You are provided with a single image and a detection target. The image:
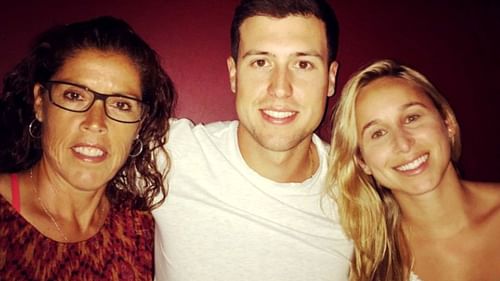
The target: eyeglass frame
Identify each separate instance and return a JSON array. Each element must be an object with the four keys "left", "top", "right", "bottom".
[{"left": 41, "top": 80, "right": 148, "bottom": 124}]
